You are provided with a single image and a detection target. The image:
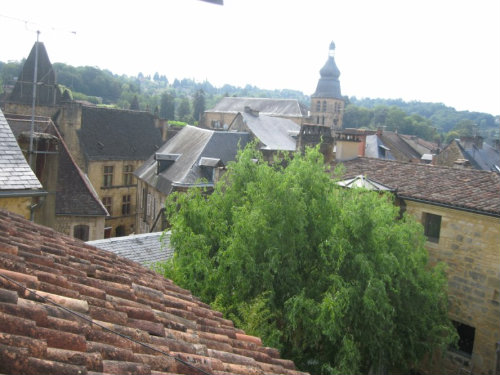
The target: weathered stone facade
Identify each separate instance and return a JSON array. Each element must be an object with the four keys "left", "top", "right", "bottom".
[
  {"left": 308, "top": 97, "right": 344, "bottom": 130},
  {"left": 53, "top": 214, "right": 105, "bottom": 241},
  {"left": 405, "top": 201, "right": 500, "bottom": 374},
  {"left": 135, "top": 179, "right": 170, "bottom": 235},
  {"left": 87, "top": 160, "right": 142, "bottom": 237}
]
